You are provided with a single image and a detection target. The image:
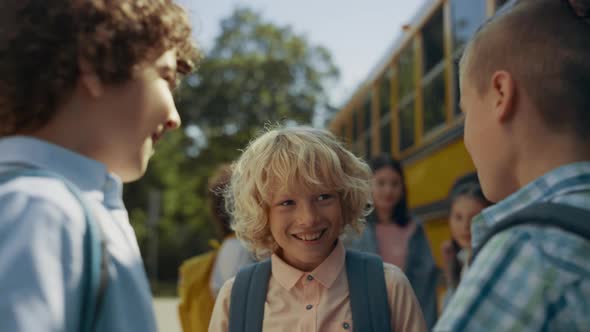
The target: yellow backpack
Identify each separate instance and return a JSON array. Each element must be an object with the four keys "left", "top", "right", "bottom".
[{"left": 178, "top": 240, "right": 220, "bottom": 332}]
